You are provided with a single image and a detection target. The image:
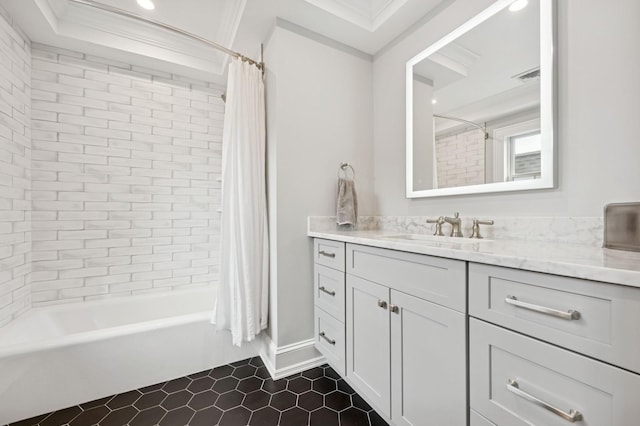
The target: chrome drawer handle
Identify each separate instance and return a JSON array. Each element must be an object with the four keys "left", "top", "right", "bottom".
[
  {"left": 318, "top": 250, "right": 336, "bottom": 258},
  {"left": 390, "top": 304, "right": 400, "bottom": 314},
  {"left": 505, "top": 295, "right": 581, "bottom": 320},
  {"left": 319, "top": 286, "right": 336, "bottom": 297},
  {"left": 319, "top": 332, "right": 336, "bottom": 345},
  {"left": 507, "top": 379, "right": 583, "bottom": 423},
  {"left": 378, "top": 300, "right": 388, "bottom": 309}
]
